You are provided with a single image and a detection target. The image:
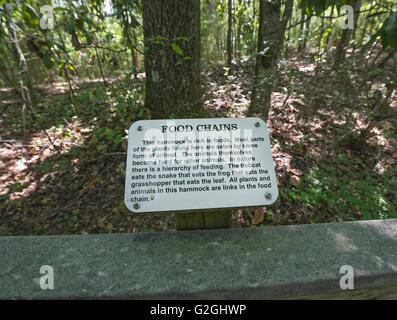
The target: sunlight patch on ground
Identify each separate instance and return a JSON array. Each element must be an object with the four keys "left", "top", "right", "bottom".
[{"left": 0, "top": 120, "right": 90, "bottom": 200}]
